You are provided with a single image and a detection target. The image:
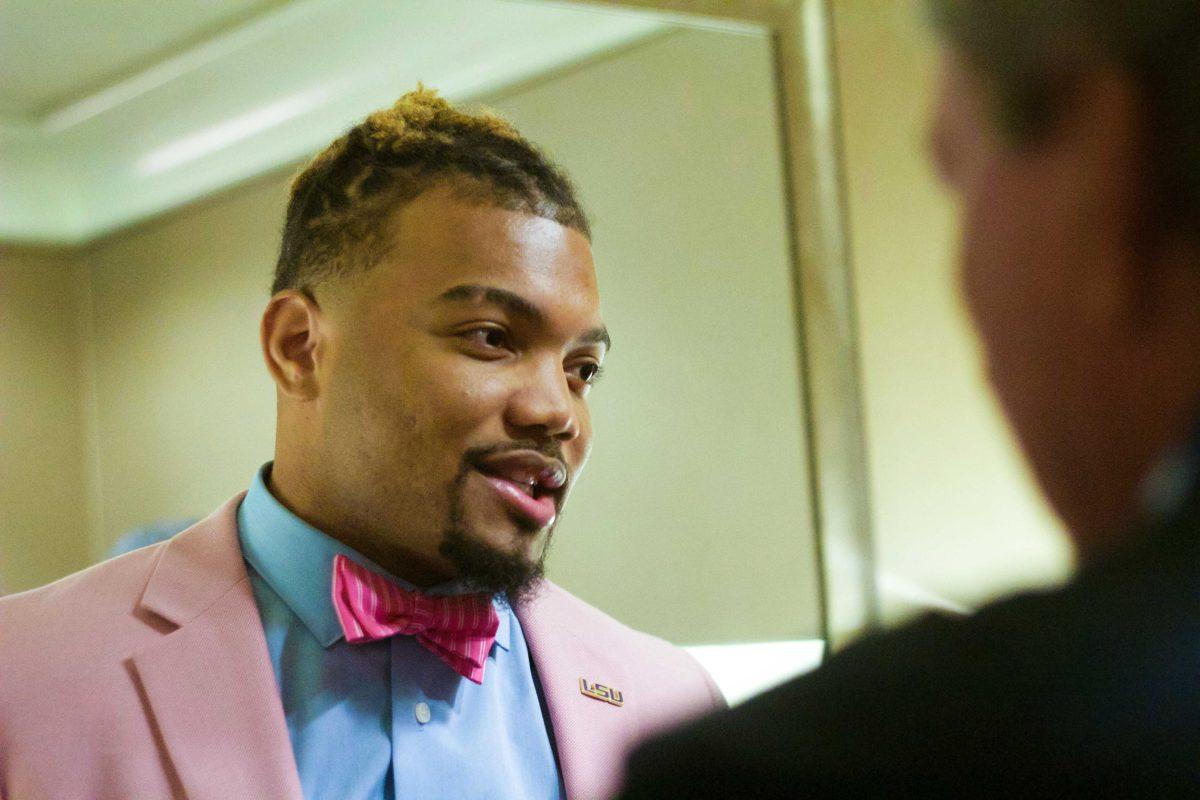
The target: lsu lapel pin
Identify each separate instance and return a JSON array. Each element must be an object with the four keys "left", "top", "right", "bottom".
[{"left": 579, "top": 677, "right": 624, "bottom": 707}]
